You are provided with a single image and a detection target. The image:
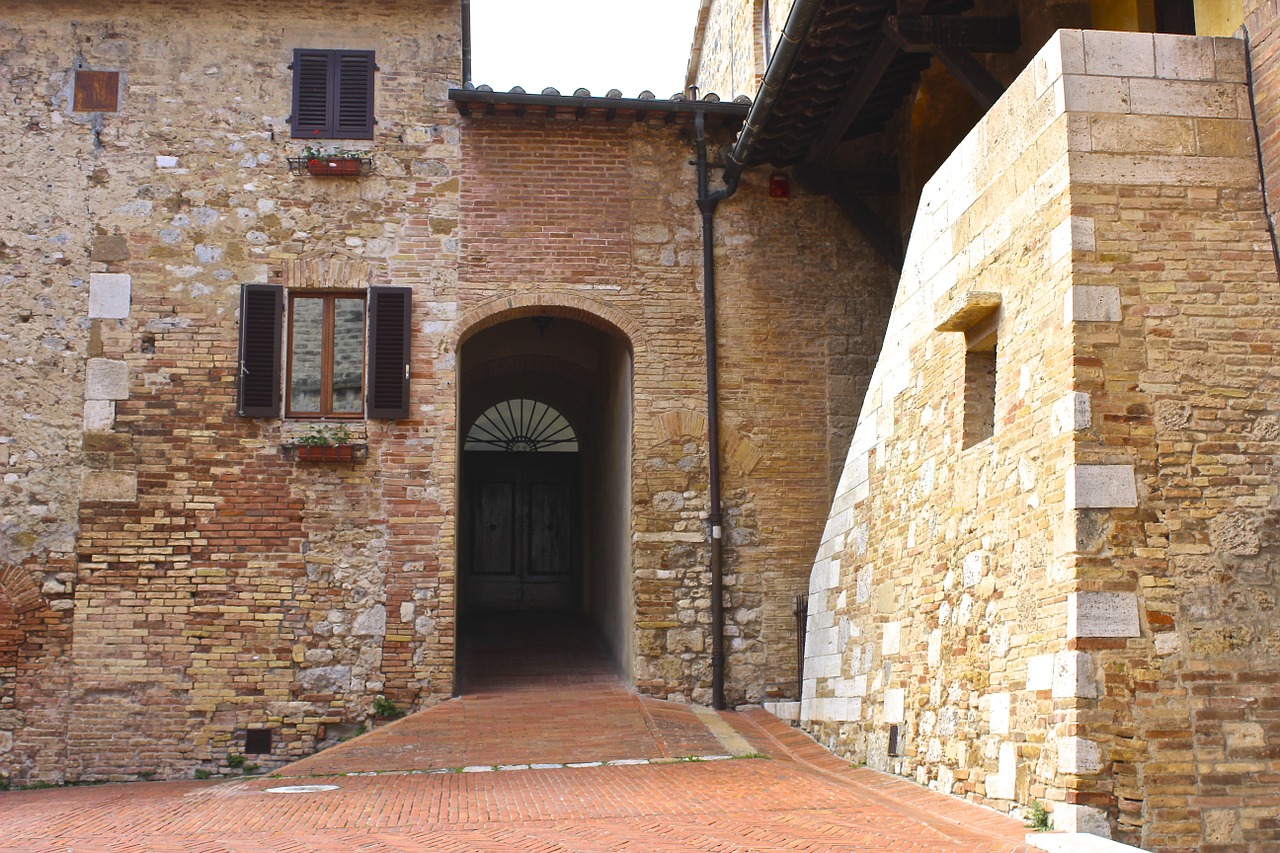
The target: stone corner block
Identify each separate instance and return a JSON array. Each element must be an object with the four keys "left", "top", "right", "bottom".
[
  {"left": 85, "top": 359, "right": 130, "bottom": 401},
  {"left": 1068, "top": 592, "right": 1141, "bottom": 640},
  {"left": 882, "top": 688, "right": 905, "bottom": 724},
  {"left": 1026, "top": 653, "right": 1055, "bottom": 691},
  {"left": 1052, "top": 392, "right": 1092, "bottom": 434},
  {"left": 1052, "top": 650, "right": 1102, "bottom": 698},
  {"left": 83, "top": 400, "right": 116, "bottom": 432},
  {"left": 88, "top": 273, "right": 132, "bottom": 319},
  {"left": 881, "top": 621, "right": 902, "bottom": 656},
  {"left": 989, "top": 692, "right": 1011, "bottom": 735},
  {"left": 1051, "top": 216, "right": 1096, "bottom": 261},
  {"left": 1057, "top": 736, "right": 1103, "bottom": 775},
  {"left": 1066, "top": 464, "right": 1137, "bottom": 510},
  {"left": 81, "top": 470, "right": 137, "bottom": 503},
  {"left": 1082, "top": 29, "right": 1154, "bottom": 78},
  {"left": 1064, "top": 285, "right": 1122, "bottom": 323},
  {"left": 1051, "top": 803, "right": 1114, "bottom": 838}
]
